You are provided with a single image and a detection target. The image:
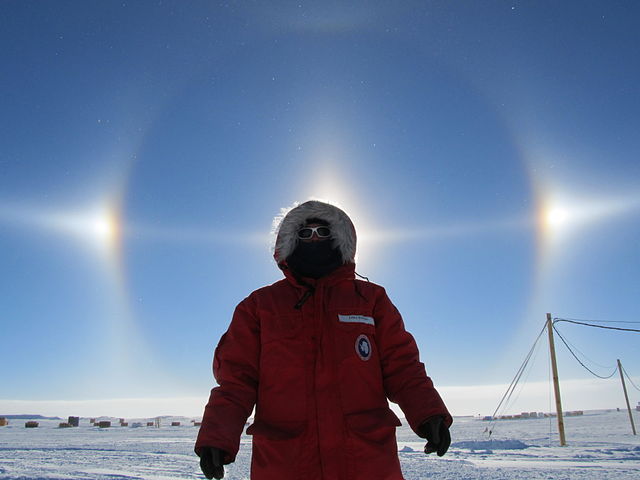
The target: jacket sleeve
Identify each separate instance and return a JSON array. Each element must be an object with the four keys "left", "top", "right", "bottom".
[
  {"left": 373, "top": 288, "right": 453, "bottom": 433},
  {"left": 195, "top": 297, "right": 260, "bottom": 463}
]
